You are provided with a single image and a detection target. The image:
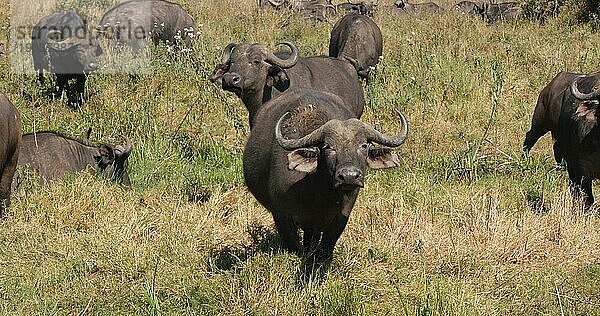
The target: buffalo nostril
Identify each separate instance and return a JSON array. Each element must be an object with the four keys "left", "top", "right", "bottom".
[
  {"left": 337, "top": 168, "right": 362, "bottom": 184},
  {"left": 232, "top": 75, "right": 241, "bottom": 84}
]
